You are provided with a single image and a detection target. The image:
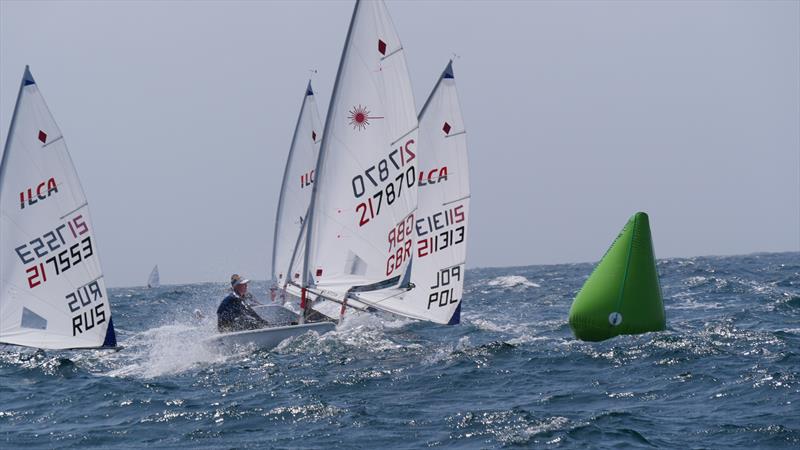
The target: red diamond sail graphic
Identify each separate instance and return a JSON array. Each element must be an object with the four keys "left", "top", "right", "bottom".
[
  {"left": 38, "top": 130, "right": 47, "bottom": 143},
  {"left": 378, "top": 39, "right": 387, "bottom": 55},
  {"left": 442, "top": 122, "right": 451, "bottom": 135}
]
